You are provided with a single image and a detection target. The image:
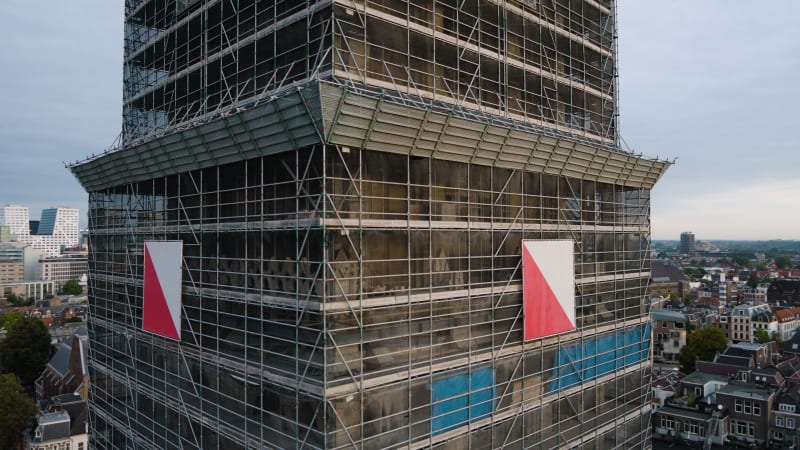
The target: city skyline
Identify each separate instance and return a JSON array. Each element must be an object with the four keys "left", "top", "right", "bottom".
[{"left": 1, "top": 1, "right": 799, "bottom": 240}]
